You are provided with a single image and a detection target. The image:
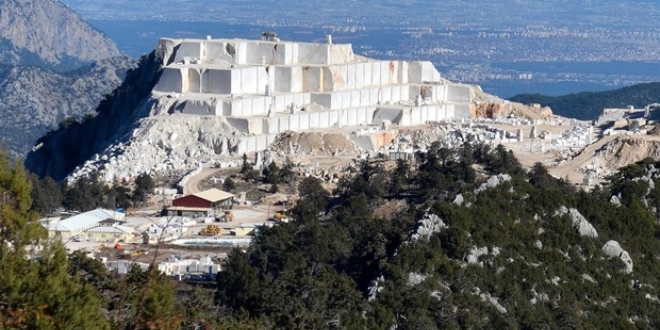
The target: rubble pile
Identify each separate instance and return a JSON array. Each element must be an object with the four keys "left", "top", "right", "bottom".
[
  {"left": 381, "top": 117, "right": 593, "bottom": 157},
  {"left": 68, "top": 113, "right": 242, "bottom": 183},
  {"left": 268, "top": 131, "right": 358, "bottom": 156},
  {"left": 578, "top": 136, "right": 660, "bottom": 182}
]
